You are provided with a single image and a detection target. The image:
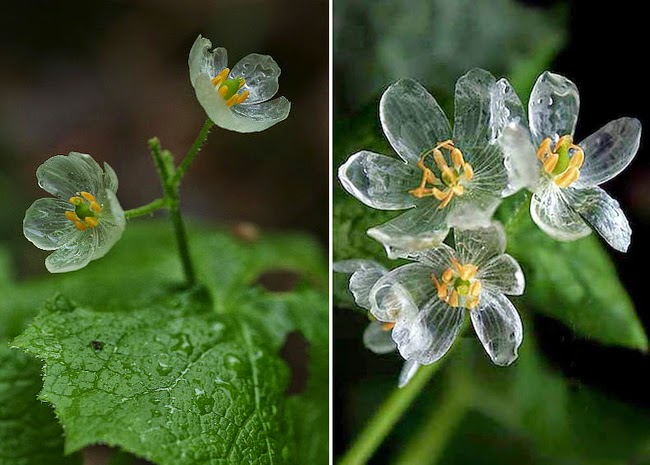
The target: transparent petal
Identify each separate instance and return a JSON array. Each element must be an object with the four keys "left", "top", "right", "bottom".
[
  {"left": 338, "top": 151, "right": 420, "bottom": 210},
  {"left": 453, "top": 223, "right": 506, "bottom": 267},
  {"left": 194, "top": 73, "right": 290, "bottom": 133},
  {"left": 575, "top": 117, "right": 642, "bottom": 188},
  {"left": 230, "top": 53, "right": 280, "bottom": 104},
  {"left": 380, "top": 78, "right": 452, "bottom": 164},
  {"left": 528, "top": 71, "right": 580, "bottom": 145},
  {"left": 369, "top": 263, "right": 435, "bottom": 322},
  {"left": 89, "top": 190, "right": 126, "bottom": 261},
  {"left": 398, "top": 360, "right": 420, "bottom": 388},
  {"left": 447, "top": 180, "right": 503, "bottom": 230},
  {"left": 498, "top": 122, "right": 540, "bottom": 195},
  {"left": 23, "top": 198, "right": 78, "bottom": 250},
  {"left": 410, "top": 243, "right": 455, "bottom": 275},
  {"left": 363, "top": 321, "right": 397, "bottom": 354},
  {"left": 478, "top": 254, "right": 525, "bottom": 295},
  {"left": 453, "top": 68, "right": 497, "bottom": 150},
  {"left": 231, "top": 97, "right": 291, "bottom": 132},
  {"left": 367, "top": 203, "right": 450, "bottom": 259},
  {"left": 45, "top": 229, "right": 97, "bottom": 273},
  {"left": 489, "top": 78, "right": 527, "bottom": 141},
  {"left": 530, "top": 181, "right": 590, "bottom": 241},
  {"left": 44, "top": 189, "right": 126, "bottom": 273},
  {"left": 103, "top": 162, "right": 119, "bottom": 193},
  {"left": 333, "top": 259, "right": 388, "bottom": 310},
  {"left": 565, "top": 186, "right": 631, "bottom": 252},
  {"left": 406, "top": 297, "right": 465, "bottom": 365},
  {"left": 188, "top": 35, "right": 228, "bottom": 86},
  {"left": 471, "top": 291, "right": 523, "bottom": 366},
  {"left": 37, "top": 152, "right": 106, "bottom": 199}
]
